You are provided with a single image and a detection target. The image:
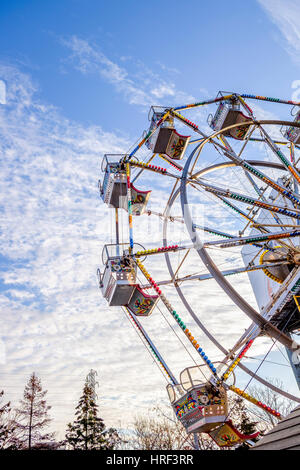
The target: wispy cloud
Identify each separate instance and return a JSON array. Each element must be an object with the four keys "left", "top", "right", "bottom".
[
  {"left": 61, "top": 36, "right": 195, "bottom": 107},
  {"left": 258, "top": 0, "right": 300, "bottom": 63}
]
